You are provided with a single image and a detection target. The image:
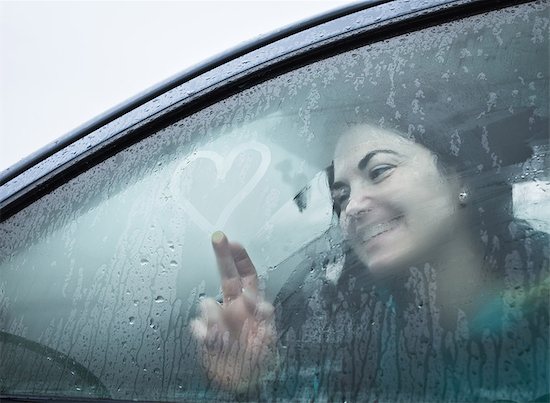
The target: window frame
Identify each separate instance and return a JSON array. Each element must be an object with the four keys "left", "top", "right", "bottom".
[{"left": 0, "top": 0, "right": 532, "bottom": 221}]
